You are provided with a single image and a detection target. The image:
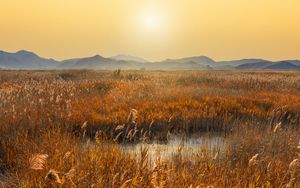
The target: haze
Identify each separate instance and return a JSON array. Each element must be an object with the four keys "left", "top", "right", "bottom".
[{"left": 1, "top": 0, "right": 300, "bottom": 61}]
